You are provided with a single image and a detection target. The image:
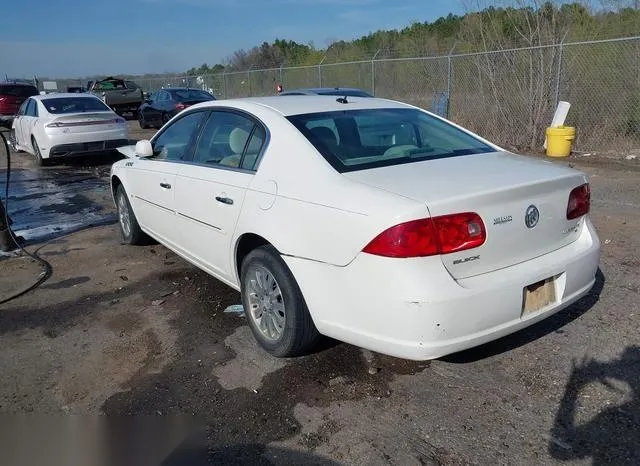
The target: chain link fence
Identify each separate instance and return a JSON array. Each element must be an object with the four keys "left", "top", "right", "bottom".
[{"left": 59, "top": 36, "right": 639, "bottom": 152}]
